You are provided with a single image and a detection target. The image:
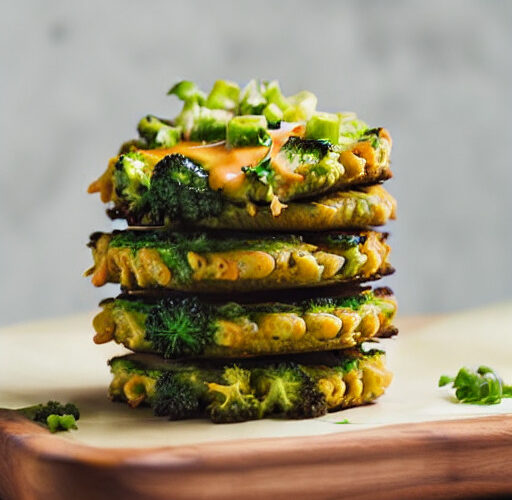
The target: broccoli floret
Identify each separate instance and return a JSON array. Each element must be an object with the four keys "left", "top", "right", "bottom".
[
  {"left": 323, "top": 233, "right": 363, "bottom": 250},
  {"left": 304, "top": 292, "right": 371, "bottom": 314},
  {"left": 253, "top": 363, "right": 327, "bottom": 419},
  {"left": 275, "top": 136, "right": 343, "bottom": 188},
  {"left": 137, "top": 115, "right": 181, "bottom": 148},
  {"left": 151, "top": 371, "right": 202, "bottom": 419},
  {"left": 207, "top": 366, "right": 261, "bottom": 423},
  {"left": 114, "top": 152, "right": 151, "bottom": 209},
  {"left": 13, "top": 401, "right": 80, "bottom": 433},
  {"left": 46, "top": 414, "right": 78, "bottom": 432},
  {"left": 145, "top": 296, "right": 216, "bottom": 358},
  {"left": 280, "top": 136, "right": 331, "bottom": 163},
  {"left": 144, "top": 153, "right": 224, "bottom": 224}
]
